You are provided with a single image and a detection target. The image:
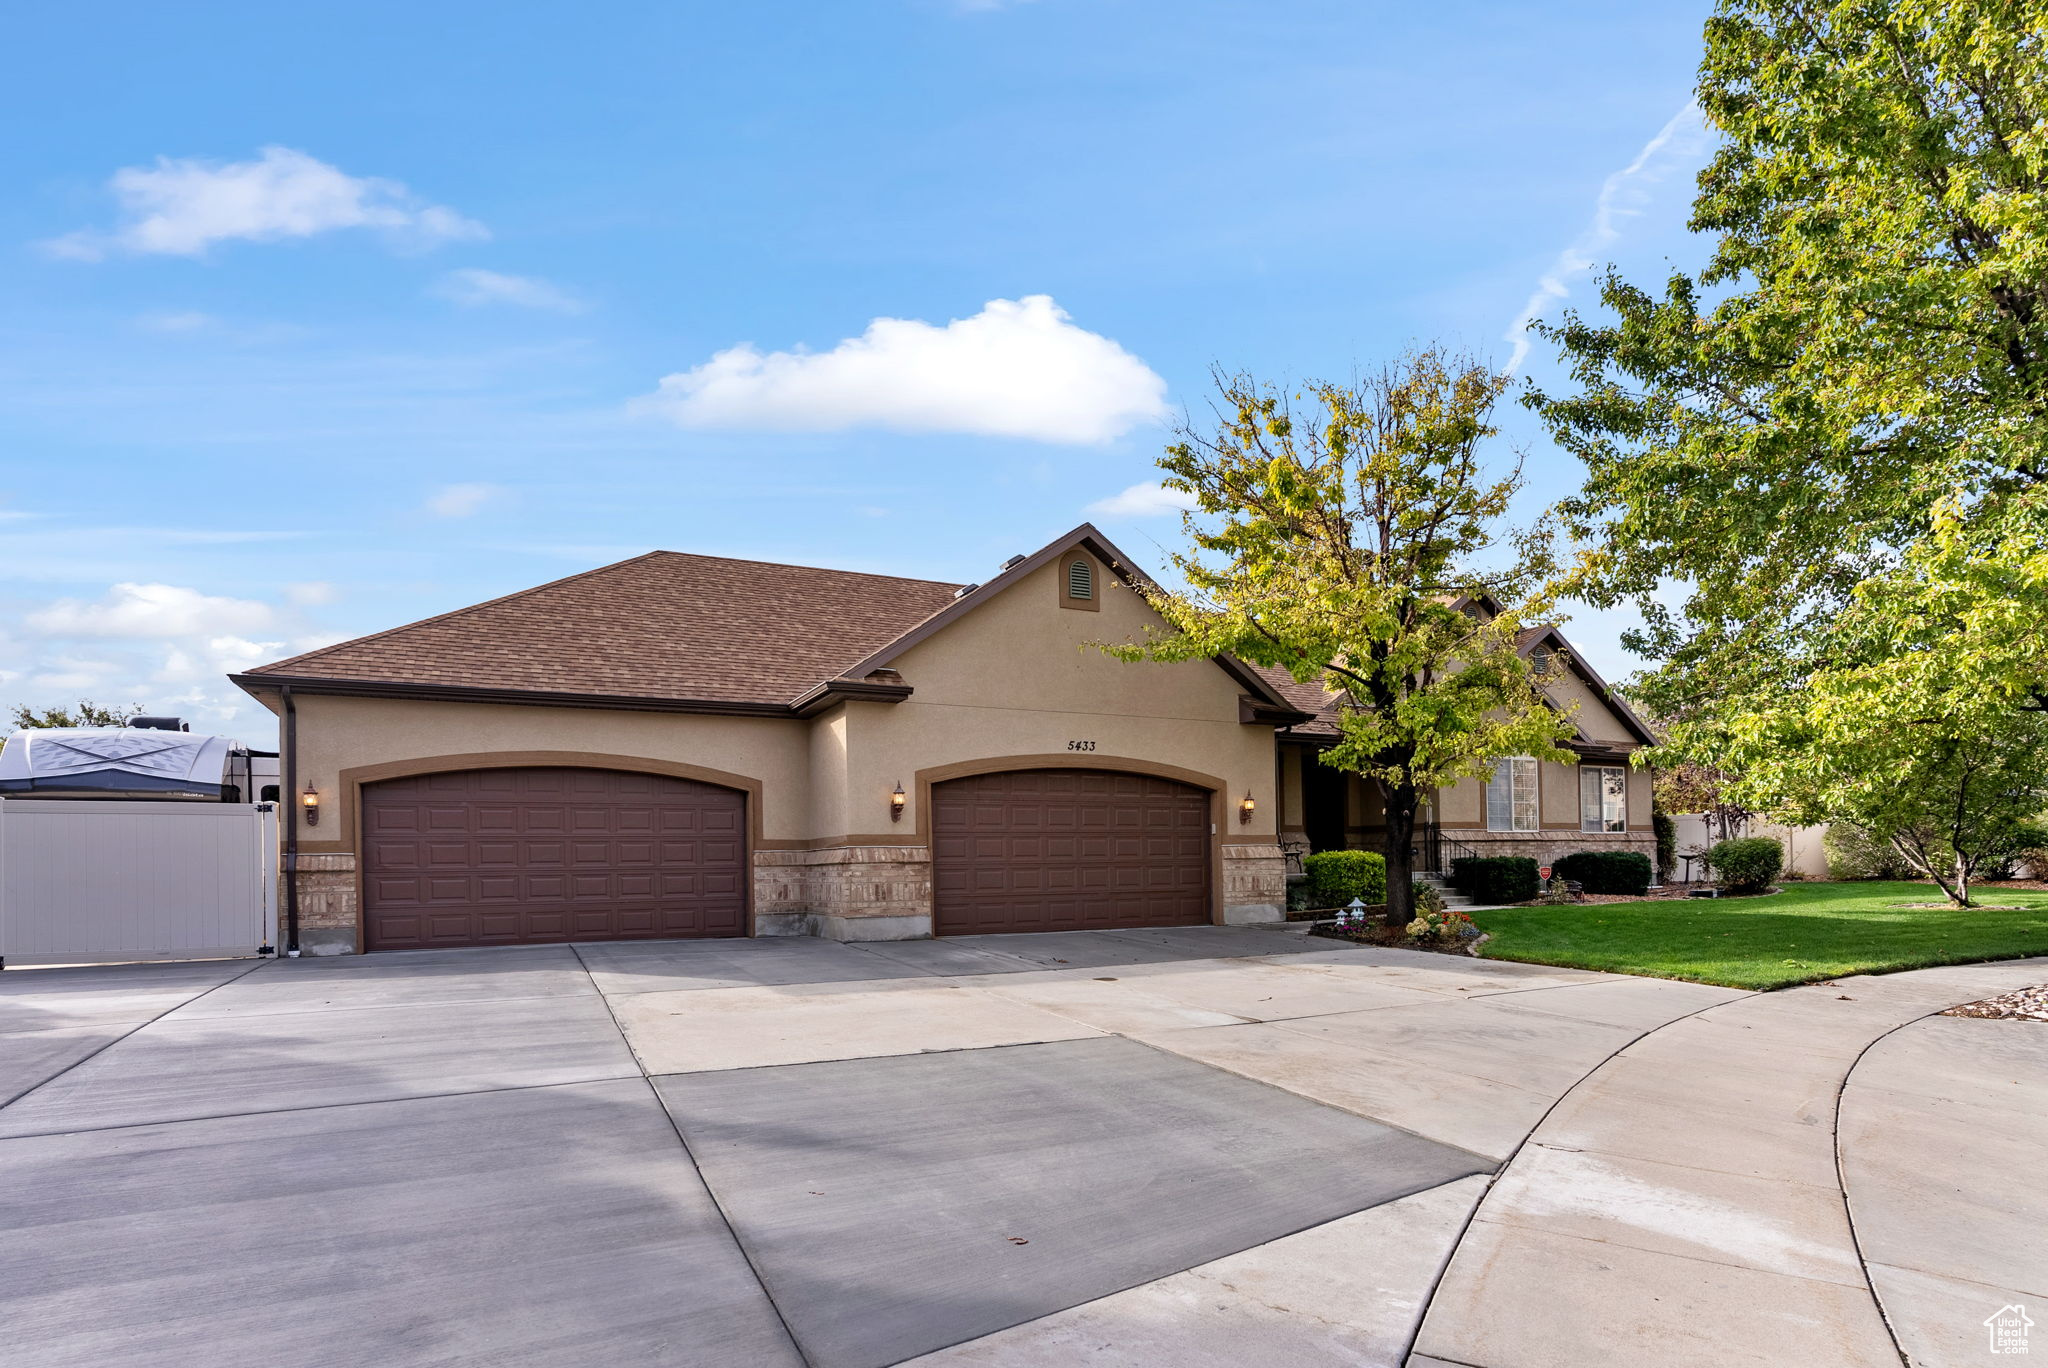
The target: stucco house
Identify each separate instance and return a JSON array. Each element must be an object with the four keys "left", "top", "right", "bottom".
[
  {"left": 231, "top": 524, "right": 1652, "bottom": 954},
  {"left": 1267, "top": 621, "right": 1659, "bottom": 875}
]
